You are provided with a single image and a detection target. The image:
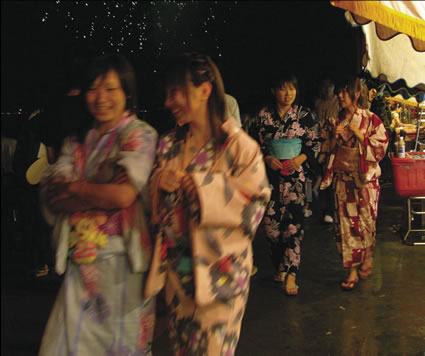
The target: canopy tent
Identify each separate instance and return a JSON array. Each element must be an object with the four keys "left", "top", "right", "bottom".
[
  {"left": 331, "top": 1, "right": 425, "bottom": 95},
  {"left": 386, "top": 95, "right": 425, "bottom": 108}
]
